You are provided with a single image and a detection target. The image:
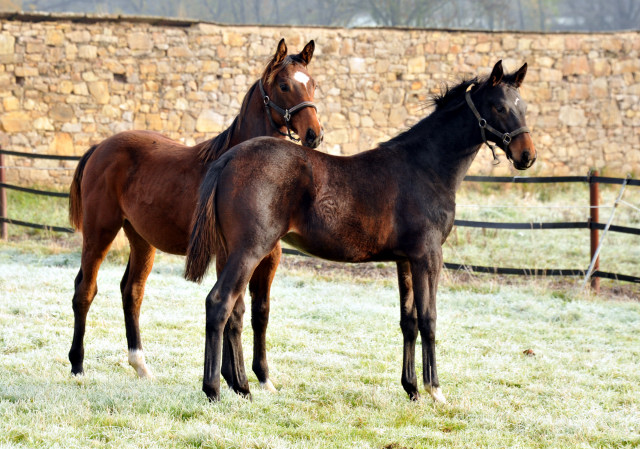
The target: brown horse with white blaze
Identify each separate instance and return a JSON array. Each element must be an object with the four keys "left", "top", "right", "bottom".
[
  {"left": 185, "top": 61, "right": 536, "bottom": 402},
  {"left": 68, "top": 39, "right": 322, "bottom": 395}
]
